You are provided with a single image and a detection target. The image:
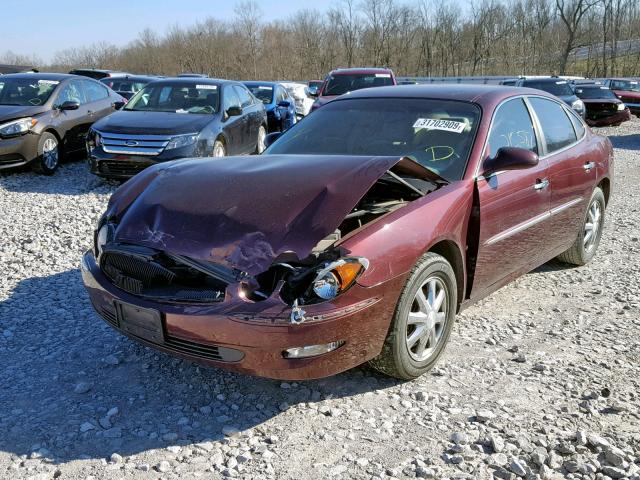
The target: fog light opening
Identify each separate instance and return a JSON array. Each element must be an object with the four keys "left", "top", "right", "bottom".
[{"left": 283, "top": 341, "right": 345, "bottom": 359}]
